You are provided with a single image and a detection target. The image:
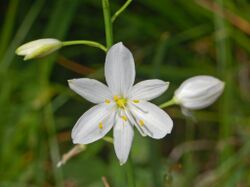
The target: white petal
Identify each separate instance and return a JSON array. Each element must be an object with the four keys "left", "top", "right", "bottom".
[
  {"left": 129, "top": 79, "right": 169, "bottom": 101},
  {"left": 113, "top": 114, "right": 134, "bottom": 165},
  {"left": 68, "top": 78, "right": 112, "bottom": 104},
  {"left": 72, "top": 104, "right": 115, "bottom": 144},
  {"left": 129, "top": 101, "right": 173, "bottom": 139},
  {"left": 104, "top": 42, "right": 135, "bottom": 97},
  {"left": 174, "top": 75, "right": 225, "bottom": 109}
]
